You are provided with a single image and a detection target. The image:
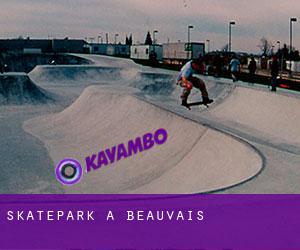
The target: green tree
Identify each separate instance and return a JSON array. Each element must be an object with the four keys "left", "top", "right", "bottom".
[
  {"left": 129, "top": 34, "right": 133, "bottom": 45},
  {"left": 145, "top": 31, "right": 152, "bottom": 45}
]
